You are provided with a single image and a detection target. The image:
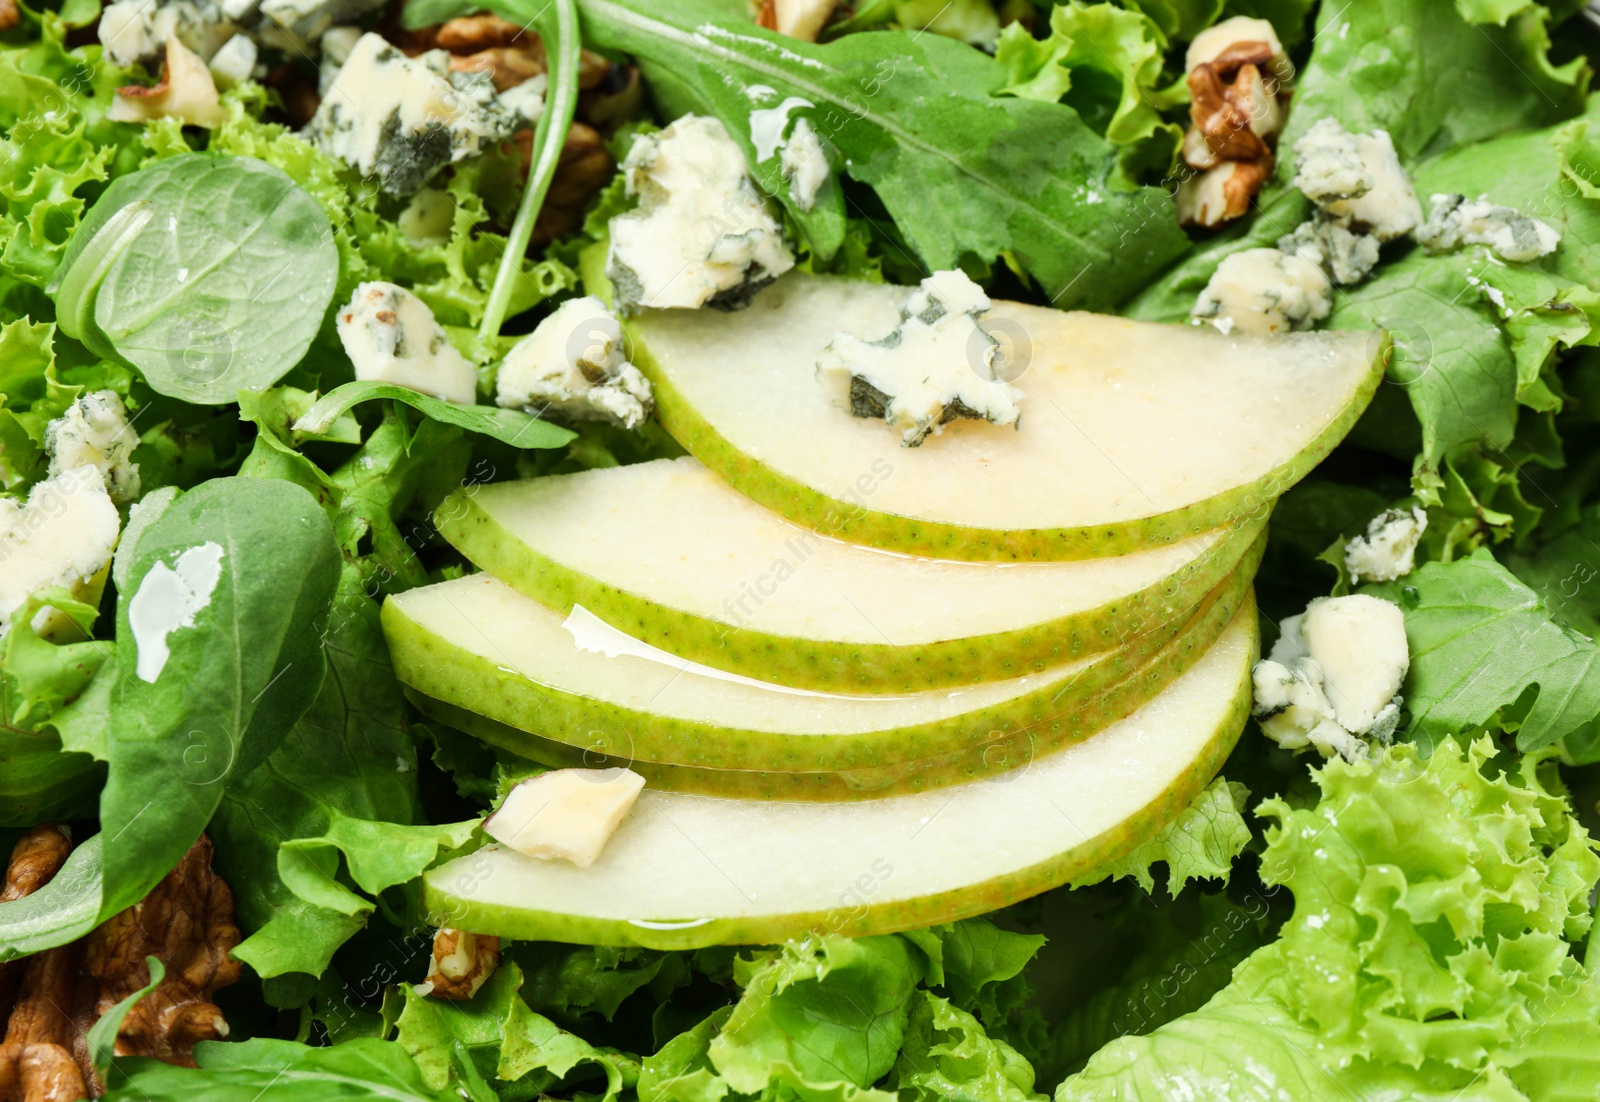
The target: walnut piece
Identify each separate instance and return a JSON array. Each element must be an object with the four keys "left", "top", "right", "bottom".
[
  {"left": 513, "top": 122, "right": 616, "bottom": 246},
  {"left": 0, "top": 830, "right": 241, "bottom": 1099},
  {"left": 0, "top": 0, "right": 17, "bottom": 33},
  {"left": 1177, "top": 16, "right": 1289, "bottom": 228},
  {"left": 108, "top": 36, "right": 227, "bottom": 129},
  {"left": 423, "top": 929, "right": 500, "bottom": 1000},
  {"left": 433, "top": 18, "right": 612, "bottom": 92}
]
